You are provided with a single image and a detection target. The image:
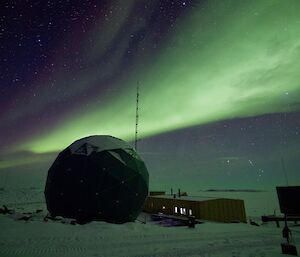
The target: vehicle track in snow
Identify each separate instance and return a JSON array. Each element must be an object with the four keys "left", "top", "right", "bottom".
[{"left": 0, "top": 221, "right": 284, "bottom": 257}]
